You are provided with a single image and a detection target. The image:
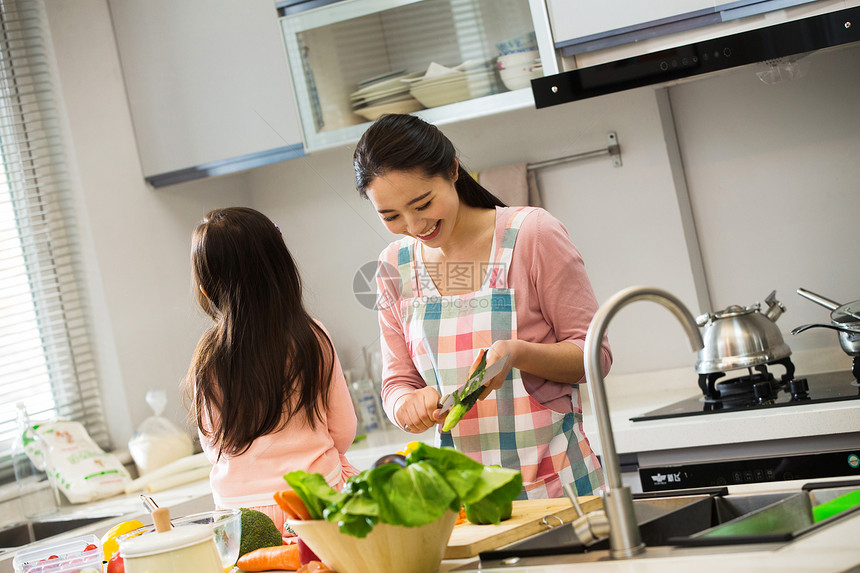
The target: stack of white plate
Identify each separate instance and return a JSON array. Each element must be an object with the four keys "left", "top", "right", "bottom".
[
  {"left": 350, "top": 71, "right": 424, "bottom": 122},
  {"left": 406, "top": 62, "right": 497, "bottom": 109}
]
